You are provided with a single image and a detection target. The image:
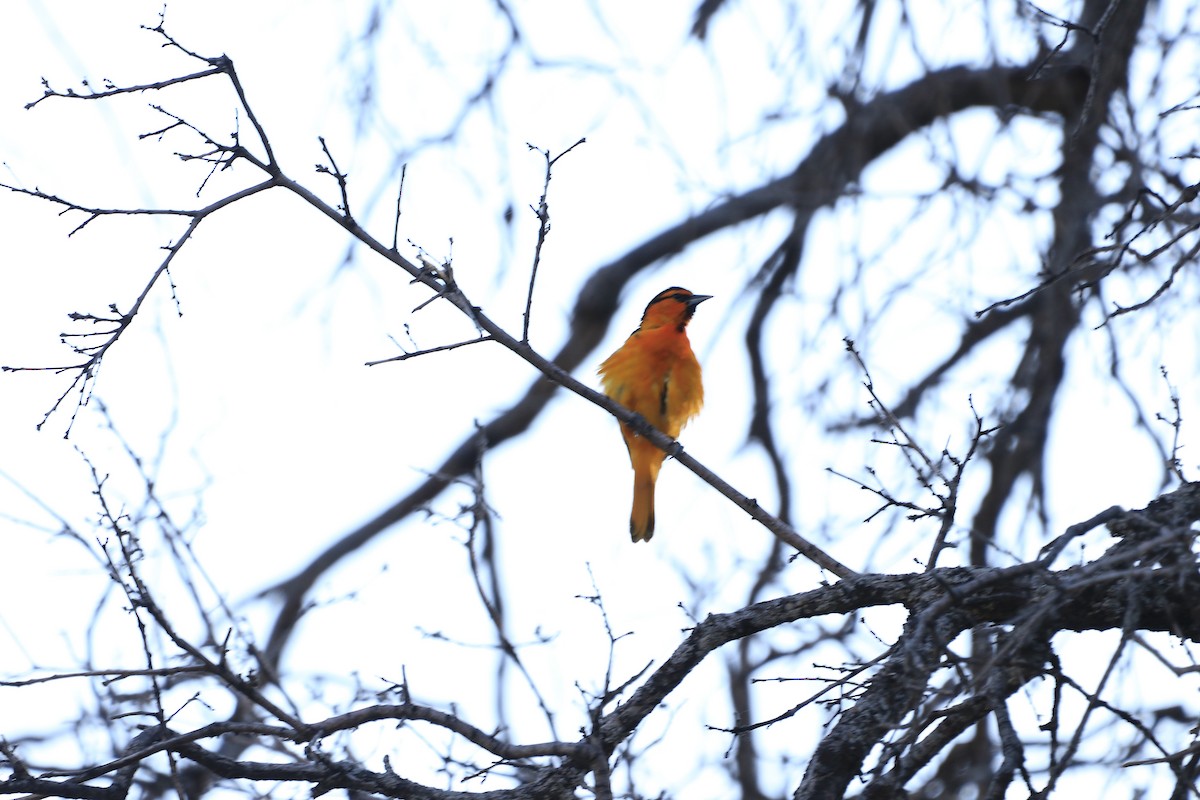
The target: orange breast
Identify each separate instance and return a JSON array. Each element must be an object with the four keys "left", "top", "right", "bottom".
[{"left": 598, "top": 324, "right": 703, "bottom": 437}]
